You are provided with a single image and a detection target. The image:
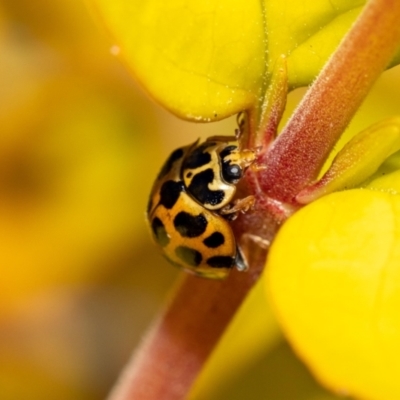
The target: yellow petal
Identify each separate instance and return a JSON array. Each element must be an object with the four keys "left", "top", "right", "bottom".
[
  {"left": 297, "top": 118, "right": 400, "bottom": 203},
  {"left": 90, "top": 1, "right": 265, "bottom": 121},
  {"left": 366, "top": 169, "right": 400, "bottom": 195},
  {"left": 90, "top": 0, "right": 367, "bottom": 121},
  {"left": 264, "top": 3, "right": 364, "bottom": 89},
  {"left": 267, "top": 189, "right": 400, "bottom": 400}
]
